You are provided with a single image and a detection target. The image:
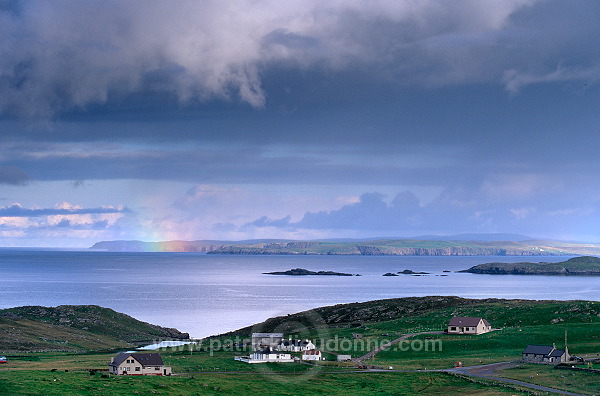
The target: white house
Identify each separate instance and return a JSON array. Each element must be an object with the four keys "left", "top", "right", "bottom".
[
  {"left": 447, "top": 317, "right": 492, "bottom": 335},
  {"left": 235, "top": 348, "right": 294, "bottom": 363},
  {"left": 278, "top": 339, "right": 316, "bottom": 352},
  {"left": 302, "top": 349, "right": 323, "bottom": 361},
  {"left": 108, "top": 353, "right": 171, "bottom": 376}
]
